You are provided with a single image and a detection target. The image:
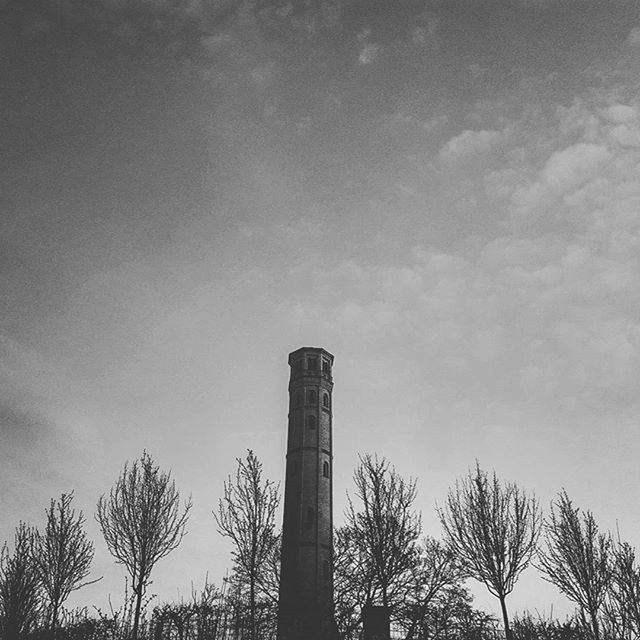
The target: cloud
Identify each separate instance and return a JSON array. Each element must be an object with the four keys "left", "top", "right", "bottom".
[
  {"left": 271, "top": 221, "right": 640, "bottom": 419},
  {"left": 540, "top": 143, "right": 610, "bottom": 195},
  {"left": 492, "top": 94, "right": 640, "bottom": 228},
  {"left": 0, "top": 0, "right": 240, "bottom": 61},
  {"left": 626, "top": 26, "right": 640, "bottom": 47},
  {"left": 603, "top": 103, "right": 639, "bottom": 124},
  {"left": 0, "top": 334, "right": 99, "bottom": 528},
  {"left": 0, "top": 334, "right": 94, "bottom": 450},
  {"left": 439, "top": 129, "right": 504, "bottom": 164},
  {"left": 259, "top": 68, "right": 640, "bottom": 421},
  {"left": 0, "top": 402, "right": 51, "bottom": 441},
  {"left": 358, "top": 42, "right": 381, "bottom": 64},
  {"left": 610, "top": 124, "right": 640, "bottom": 148},
  {"left": 0, "top": 335, "right": 65, "bottom": 405}
]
